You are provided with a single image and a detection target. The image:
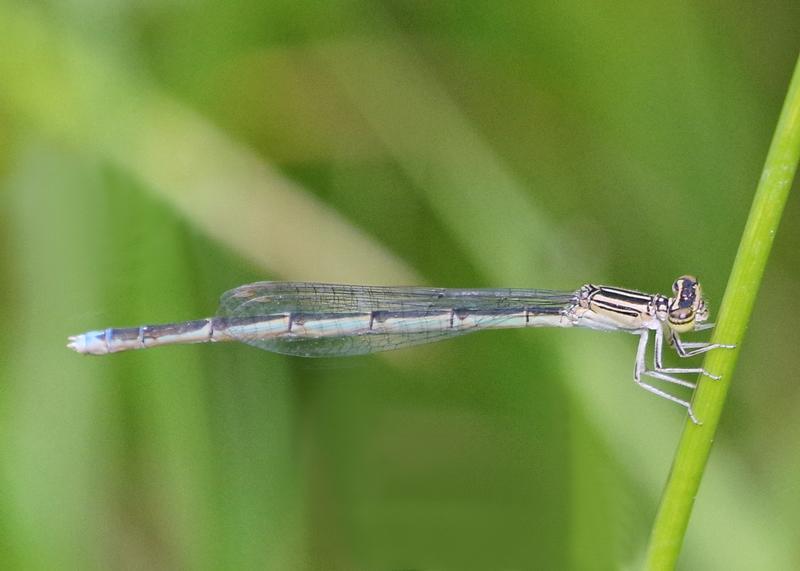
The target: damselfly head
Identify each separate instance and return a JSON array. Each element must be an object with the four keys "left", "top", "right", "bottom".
[{"left": 667, "top": 275, "right": 706, "bottom": 332}]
